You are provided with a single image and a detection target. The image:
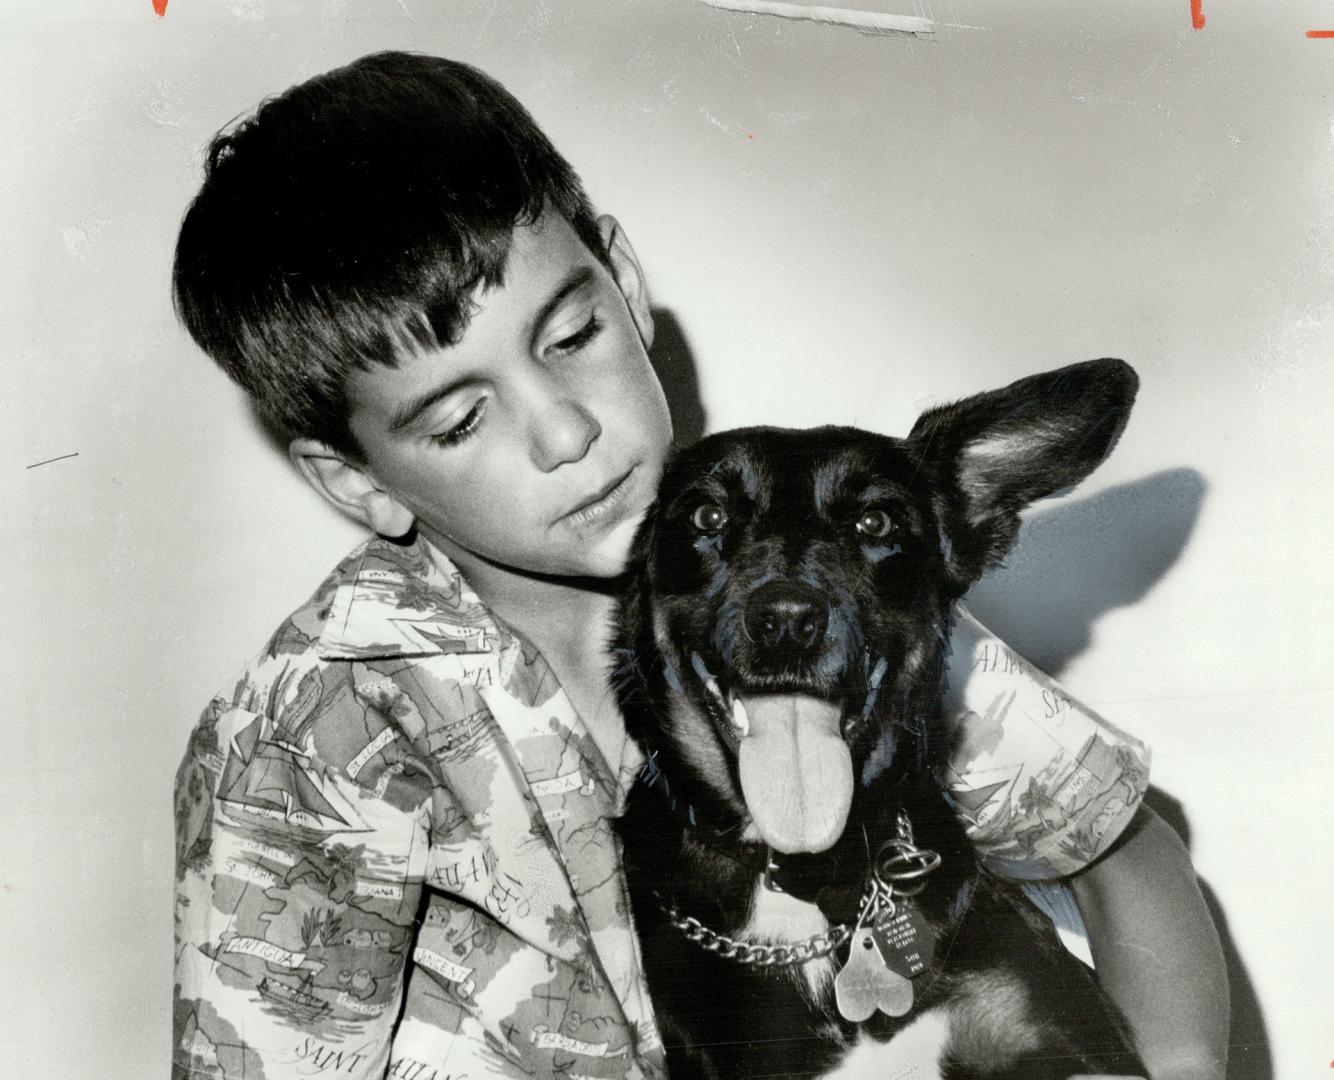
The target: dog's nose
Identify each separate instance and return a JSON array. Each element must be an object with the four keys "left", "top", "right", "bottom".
[{"left": 745, "top": 582, "right": 829, "bottom": 653}]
